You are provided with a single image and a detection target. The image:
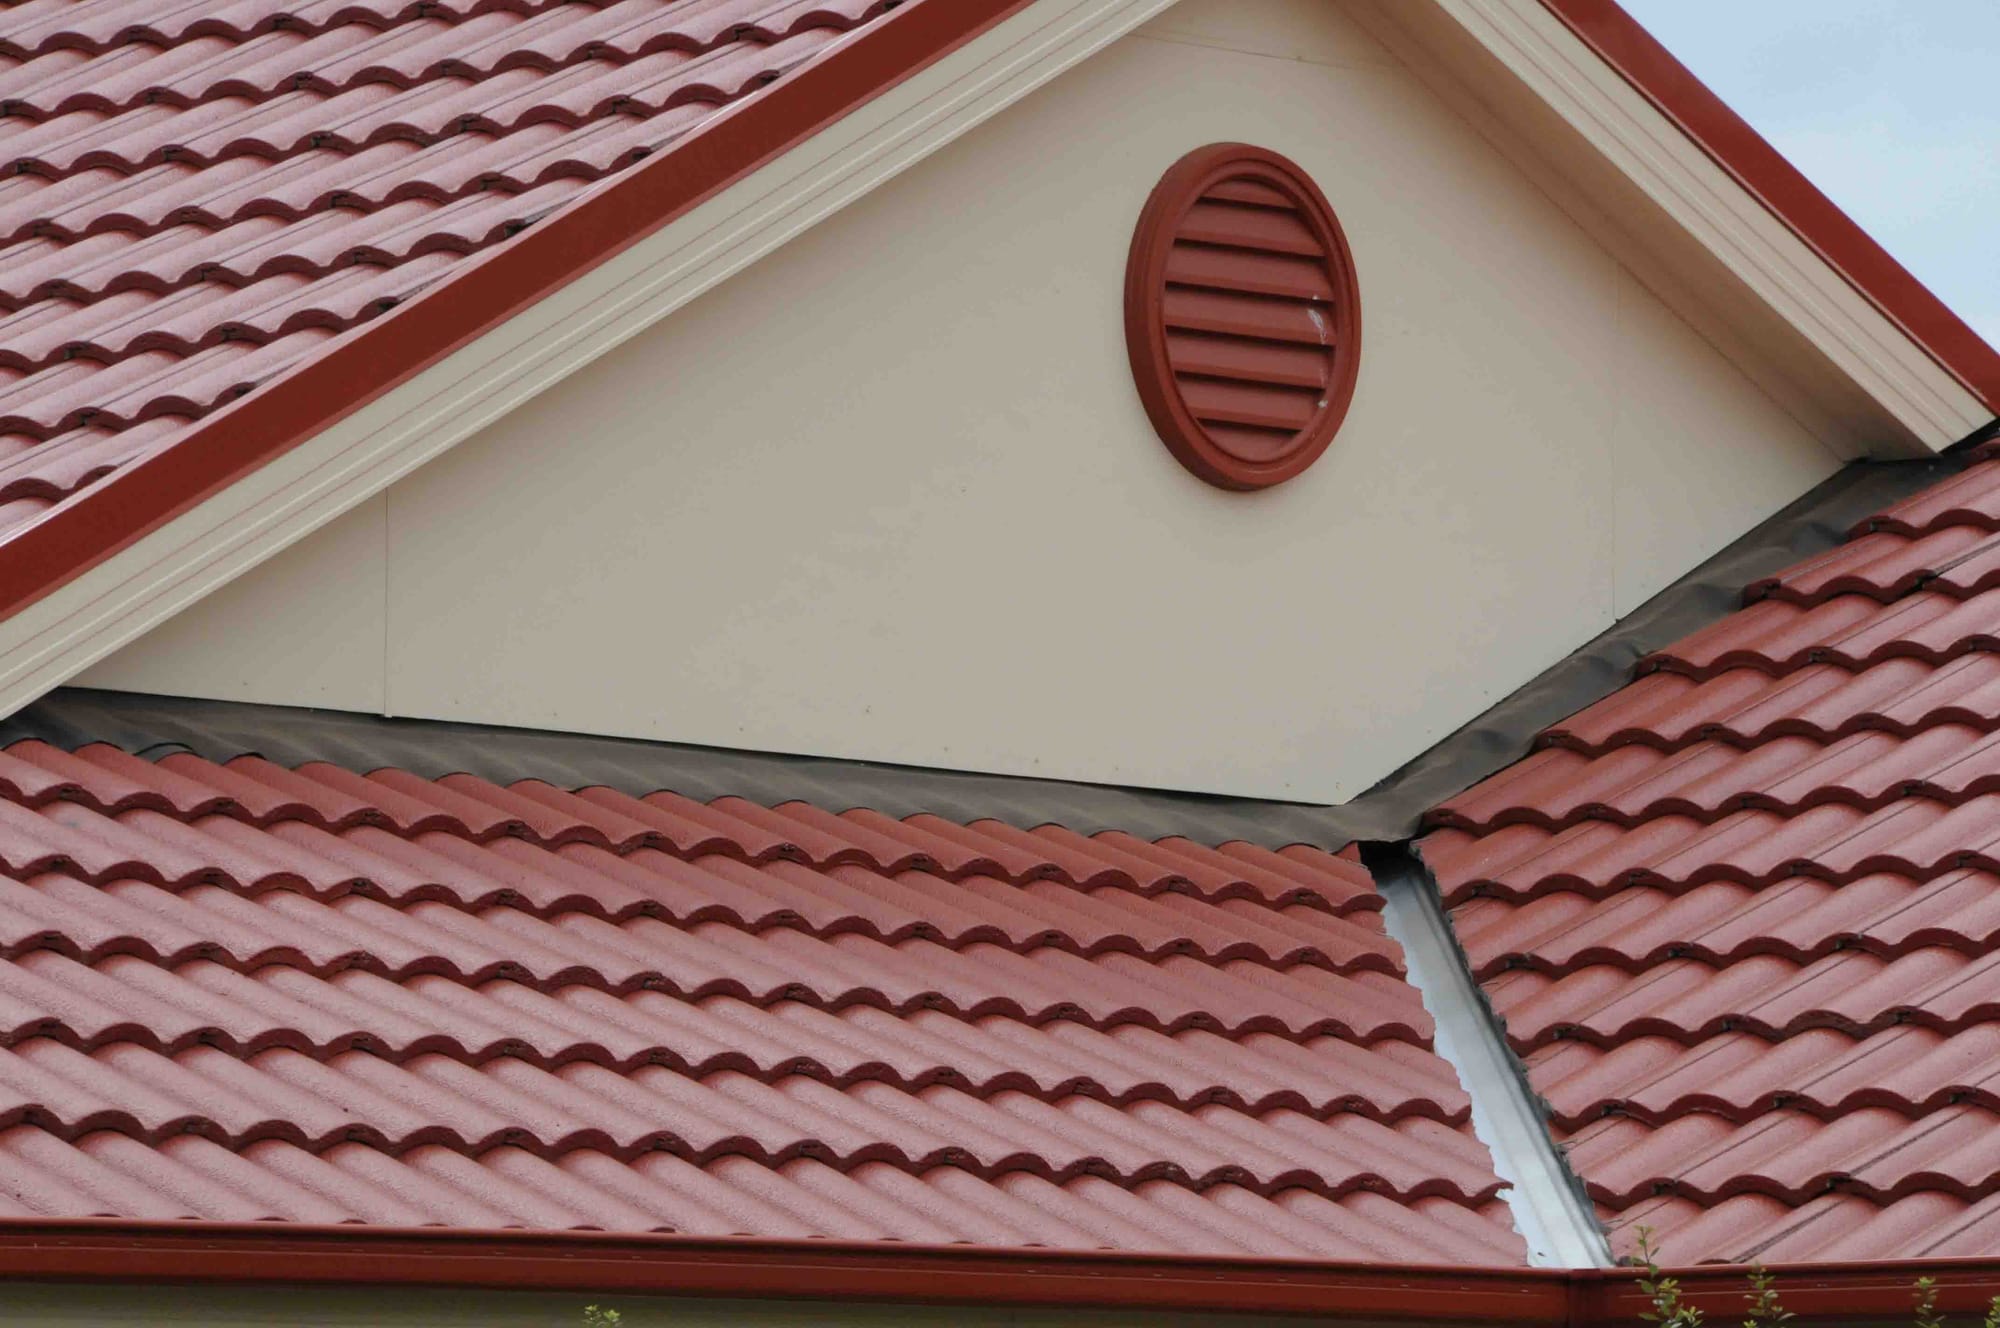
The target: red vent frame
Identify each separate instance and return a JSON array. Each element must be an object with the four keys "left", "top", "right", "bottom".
[{"left": 1125, "top": 144, "right": 1362, "bottom": 491}]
